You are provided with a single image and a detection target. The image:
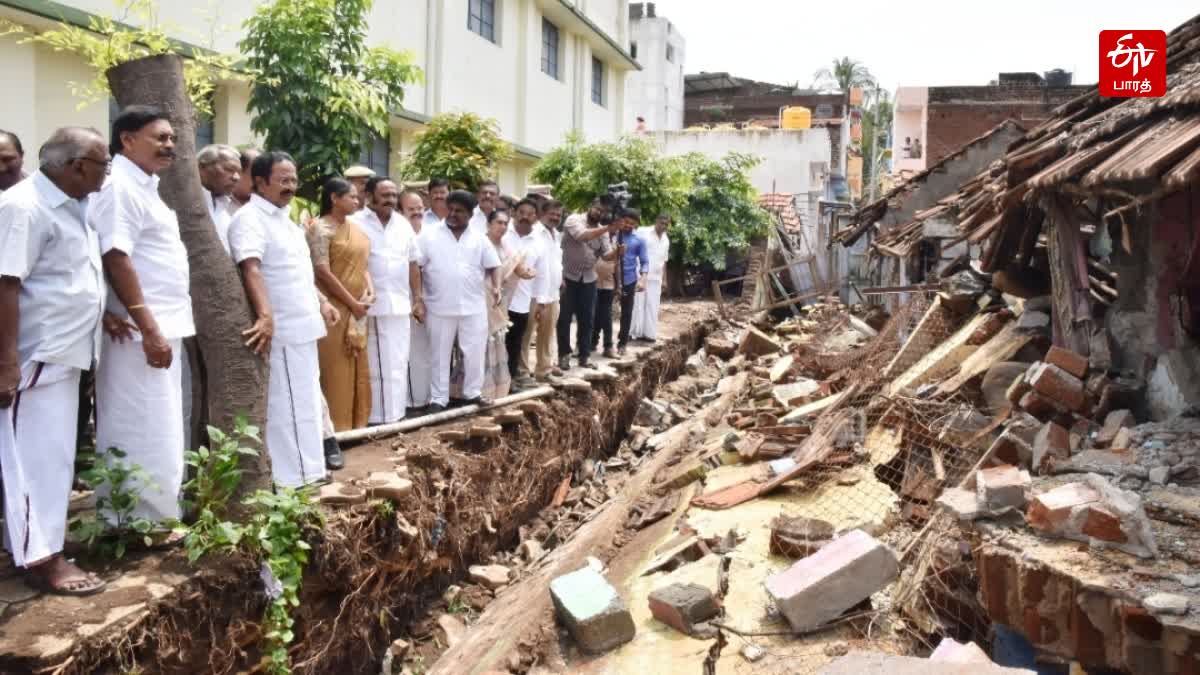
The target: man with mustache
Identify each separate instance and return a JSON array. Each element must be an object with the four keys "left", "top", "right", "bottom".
[
  {"left": 467, "top": 179, "right": 500, "bottom": 236},
  {"left": 230, "top": 147, "right": 259, "bottom": 212},
  {"left": 229, "top": 151, "right": 338, "bottom": 488},
  {"left": 197, "top": 144, "right": 241, "bottom": 254},
  {"left": 0, "top": 127, "right": 109, "bottom": 594},
  {"left": 0, "top": 130, "right": 26, "bottom": 193},
  {"left": 89, "top": 105, "right": 194, "bottom": 537},
  {"left": 422, "top": 177, "right": 450, "bottom": 230},
  {"left": 411, "top": 190, "right": 501, "bottom": 413},
  {"left": 344, "top": 165, "right": 375, "bottom": 210}
]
